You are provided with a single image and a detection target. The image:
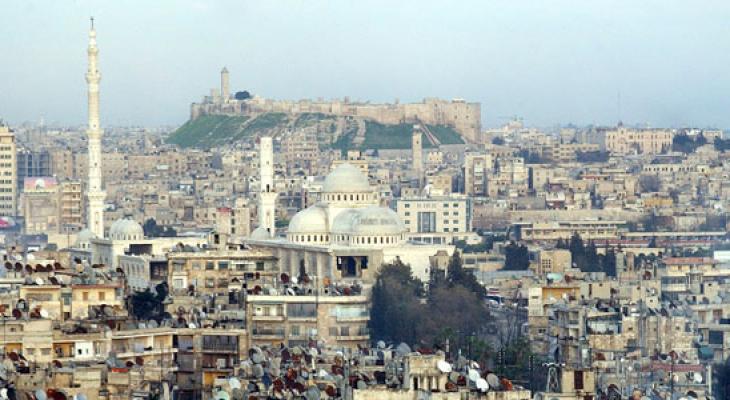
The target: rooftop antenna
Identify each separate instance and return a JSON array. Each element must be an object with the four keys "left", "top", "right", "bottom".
[{"left": 90, "top": 16, "right": 95, "bottom": 30}]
